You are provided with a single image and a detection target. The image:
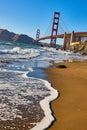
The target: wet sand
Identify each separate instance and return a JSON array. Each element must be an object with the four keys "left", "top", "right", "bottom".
[{"left": 45, "top": 61, "right": 87, "bottom": 130}]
